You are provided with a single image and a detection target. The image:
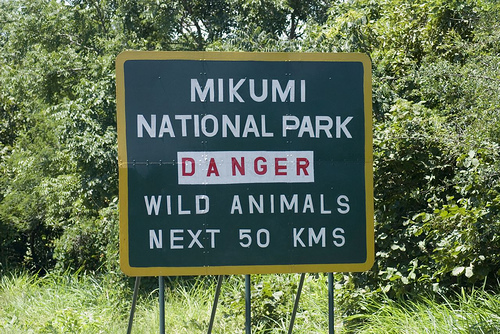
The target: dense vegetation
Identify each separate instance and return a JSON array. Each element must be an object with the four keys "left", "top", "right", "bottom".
[
  {"left": 1, "top": 0, "right": 499, "bottom": 330},
  {"left": 2, "top": 272, "right": 500, "bottom": 333}
]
